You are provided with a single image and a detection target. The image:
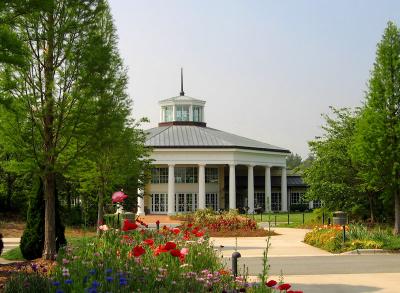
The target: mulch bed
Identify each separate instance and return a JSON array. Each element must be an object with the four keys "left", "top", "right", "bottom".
[{"left": 0, "top": 259, "right": 55, "bottom": 292}]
